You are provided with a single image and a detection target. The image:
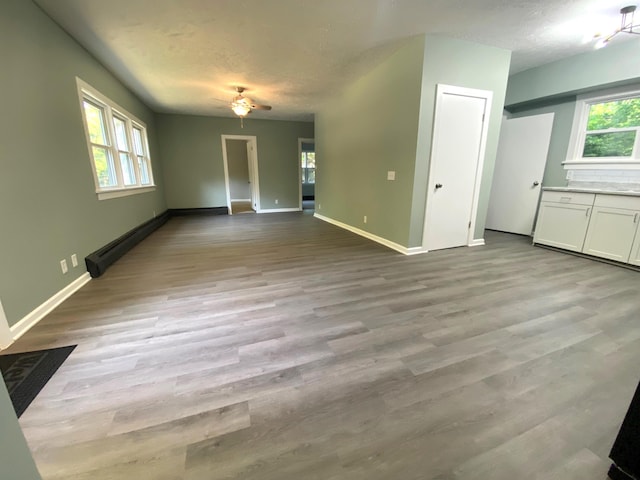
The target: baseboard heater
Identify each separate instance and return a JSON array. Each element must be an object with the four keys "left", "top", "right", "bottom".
[
  {"left": 85, "top": 207, "right": 229, "bottom": 278},
  {"left": 169, "top": 207, "right": 229, "bottom": 216},
  {"left": 85, "top": 211, "right": 170, "bottom": 278}
]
